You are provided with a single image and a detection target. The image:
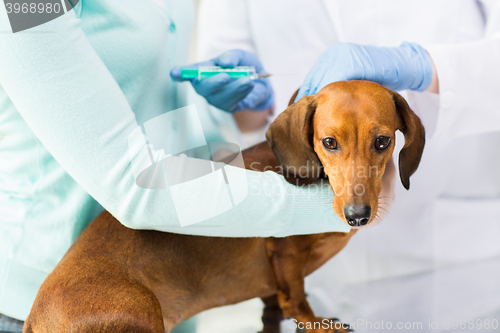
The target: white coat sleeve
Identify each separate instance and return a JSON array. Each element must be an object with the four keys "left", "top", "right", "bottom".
[
  {"left": 424, "top": 2, "right": 500, "bottom": 139},
  {"left": 0, "top": 6, "right": 349, "bottom": 237},
  {"left": 196, "top": 0, "right": 256, "bottom": 60}
]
